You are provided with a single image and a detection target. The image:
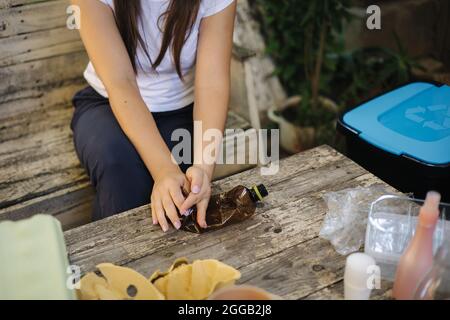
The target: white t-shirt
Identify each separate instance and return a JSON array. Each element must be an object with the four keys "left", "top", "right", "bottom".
[{"left": 84, "top": 0, "right": 235, "bottom": 112}]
